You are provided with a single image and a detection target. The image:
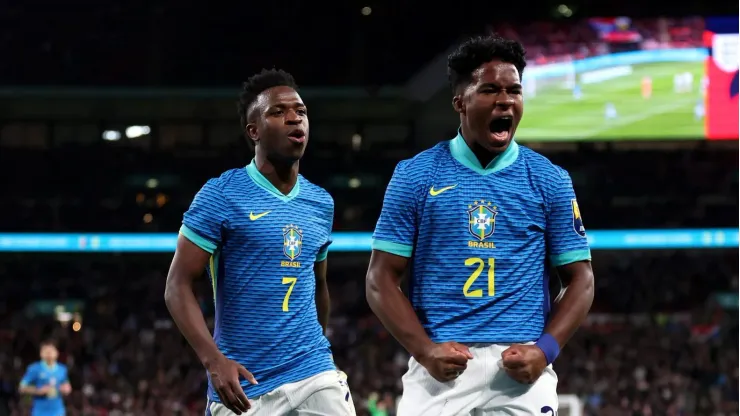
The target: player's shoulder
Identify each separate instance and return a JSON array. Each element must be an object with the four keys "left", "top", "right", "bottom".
[
  {"left": 298, "top": 175, "right": 334, "bottom": 206},
  {"left": 27, "top": 361, "right": 41, "bottom": 370},
  {"left": 517, "top": 144, "right": 571, "bottom": 181},
  {"left": 209, "top": 167, "right": 249, "bottom": 191},
  {"left": 194, "top": 168, "right": 249, "bottom": 203},
  {"left": 394, "top": 140, "right": 450, "bottom": 176}
]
